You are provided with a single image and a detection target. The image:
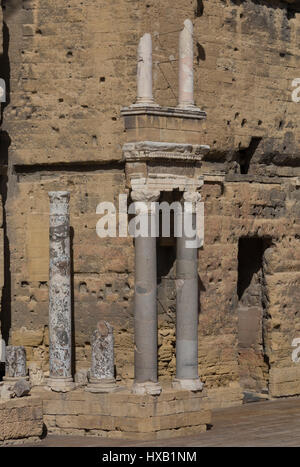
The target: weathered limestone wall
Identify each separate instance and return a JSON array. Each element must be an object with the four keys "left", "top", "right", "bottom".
[
  {"left": 0, "top": 5, "right": 4, "bottom": 351},
  {"left": 0, "top": 396, "right": 43, "bottom": 445},
  {"left": 34, "top": 387, "right": 211, "bottom": 440},
  {"left": 199, "top": 178, "right": 300, "bottom": 399},
  {"left": 3, "top": 0, "right": 300, "bottom": 167},
  {"left": 1, "top": 0, "right": 300, "bottom": 400}
]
